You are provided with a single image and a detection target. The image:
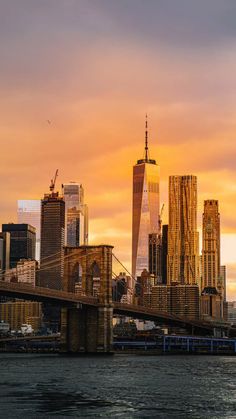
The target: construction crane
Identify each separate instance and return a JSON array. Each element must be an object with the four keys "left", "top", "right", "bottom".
[{"left": 50, "top": 169, "right": 58, "bottom": 194}]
